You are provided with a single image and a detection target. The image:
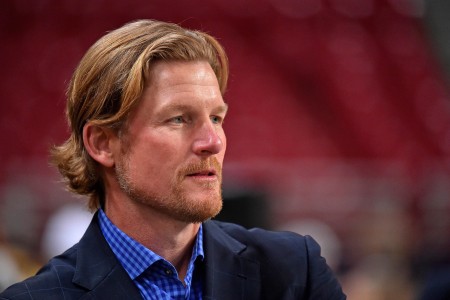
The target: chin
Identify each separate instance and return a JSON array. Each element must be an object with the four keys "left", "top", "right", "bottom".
[{"left": 173, "top": 195, "right": 223, "bottom": 223}]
